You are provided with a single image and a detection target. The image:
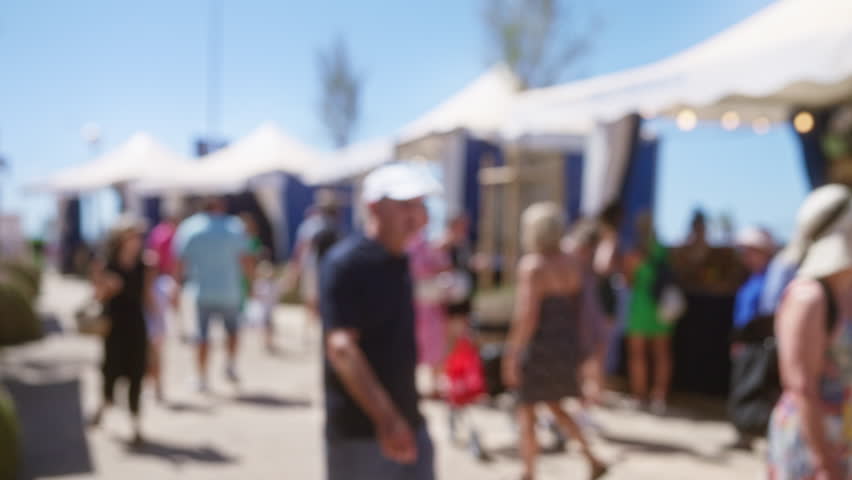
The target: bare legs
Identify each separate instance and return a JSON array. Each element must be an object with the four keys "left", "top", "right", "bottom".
[
  {"left": 518, "top": 405, "right": 539, "bottom": 480},
  {"left": 147, "top": 340, "right": 165, "bottom": 402},
  {"left": 517, "top": 402, "right": 607, "bottom": 480},
  {"left": 628, "top": 335, "right": 672, "bottom": 410},
  {"left": 650, "top": 336, "right": 672, "bottom": 409},
  {"left": 628, "top": 336, "right": 649, "bottom": 402}
]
